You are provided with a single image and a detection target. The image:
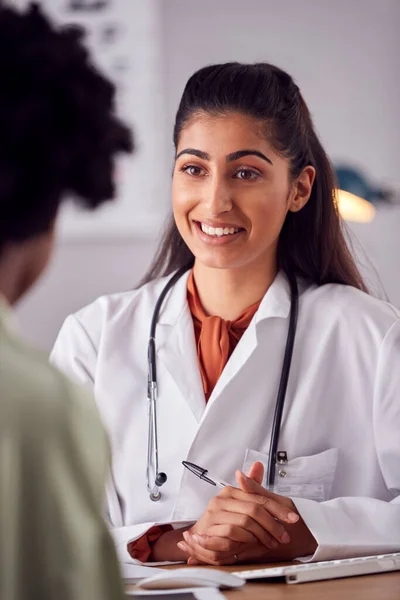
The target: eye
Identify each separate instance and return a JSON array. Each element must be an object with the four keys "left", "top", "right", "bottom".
[
  {"left": 180, "top": 165, "right": 206, "bottom": 177},
  {"left": 234, "top": 168, "right": 260, "bottom": 181}
]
